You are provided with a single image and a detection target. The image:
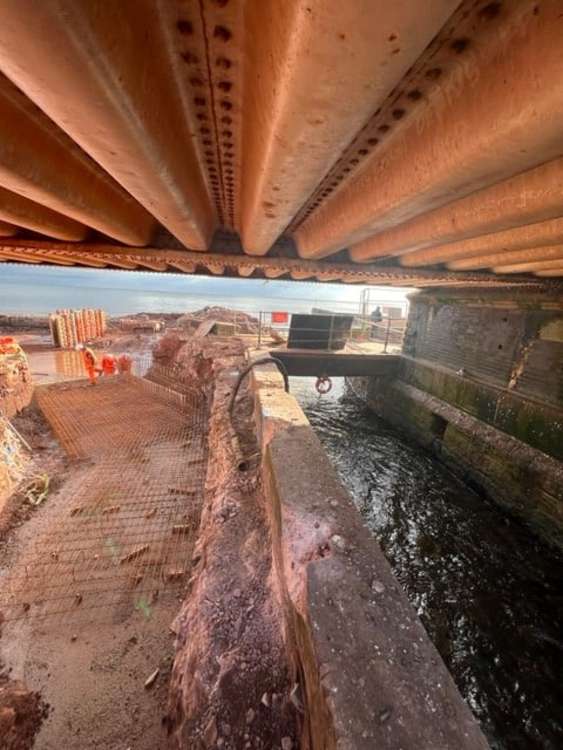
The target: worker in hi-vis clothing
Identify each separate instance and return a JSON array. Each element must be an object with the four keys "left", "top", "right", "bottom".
[
  {"left": 79, "top": 345, "right": 99, "bottom": 385},
  {"left": 100, "top": 353, "right": 117, "bottom": 376}
]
